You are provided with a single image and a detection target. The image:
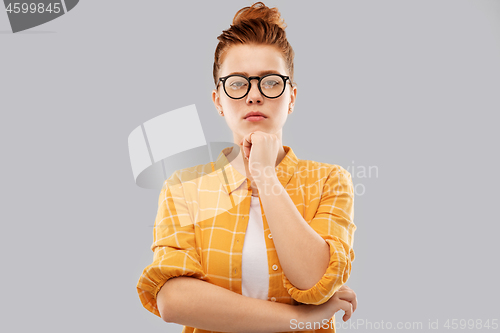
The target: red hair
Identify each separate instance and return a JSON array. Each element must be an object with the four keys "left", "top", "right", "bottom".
[{"left": 213, "top": 2, "right": 296, "bottom": 88}]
